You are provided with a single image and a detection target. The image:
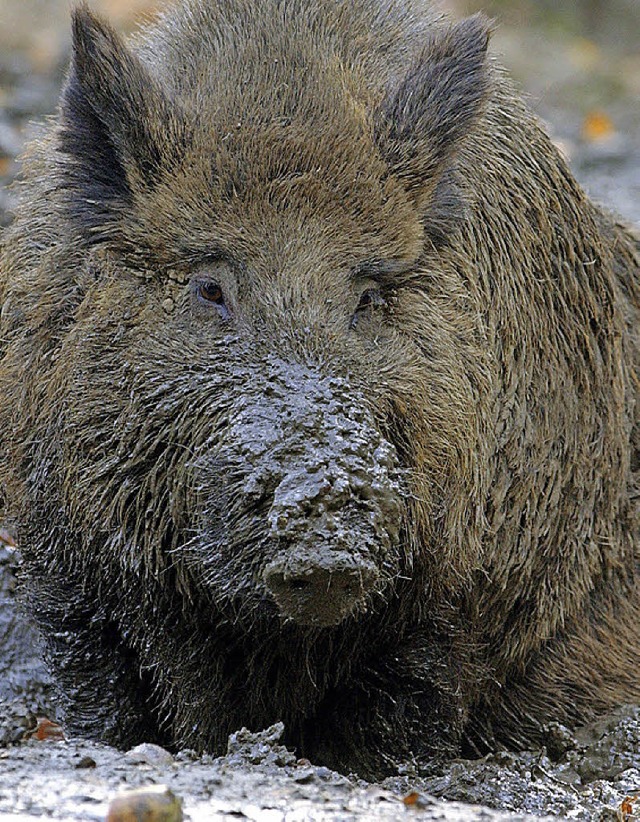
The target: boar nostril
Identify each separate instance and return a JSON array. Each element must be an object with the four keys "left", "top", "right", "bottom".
[{"left": 263, "top": 553, "right": 379, "bottom": 627}]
